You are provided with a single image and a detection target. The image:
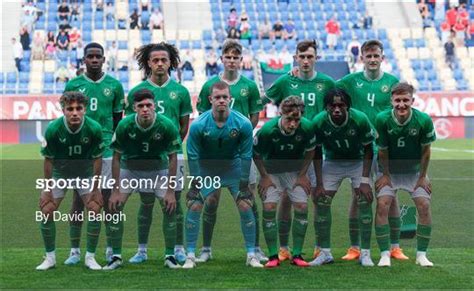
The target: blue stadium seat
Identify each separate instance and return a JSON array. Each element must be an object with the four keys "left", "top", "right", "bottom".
[
  {"left": 18, "top": 86, "right": 28, "bottom": 94},
  {"left": 262, "top": 39, "right": 272, "bottom": 51},
  {"left": 35, "top": 21, "right": 45, "bottom": 30},
  {"left": 47, "top": 22, "right": 57, "bottom": 32},
  {"left": 19, "top": 72, "right": 29, "bottom": 83},
  {"left": 106, "top": 20, "right": 115, "bottom": 29},
  {"left": 82, "top": 21, "right": 92, "bottom": 31},
  {"left": 141, "top": 30, "right": 151, "bottom": 43},
  {"left": 20, "top": 62, "right": 30, "bottom": 72},
  {"left": 418, "top": 80, "right": 429, "bottom": 91},
  {"left": 0, "top": 73, "right": 4, "bottom": 84},
  {"left": 55, "top": 82, "right": 66, "bottom": 93},
  {"left": 251, "top": 41, "right": 260, "bottom": 51},
  {"left": 83, "top": 12, "right": 92, "bottom": 22},
  {"left": 182, "top": 70, "right": 193, "bottom": 81},
  {"left": 5, "top": 82, "right": 17, "bottom": 94},
  {"left": 83, "top": 31, "right": 92, "bottom": 42},
  {"left": 286, "top": 39, "right": 296, "bottom": 50},
  {"left": 180, "top": 41, "right": 190, "bottom": 50},
  {"left": 415, "top": 70, "right": 426, "bottom": 80},
  {"left": 6, "top": 72, "right": 17, "bottom": 83},
  {"left": 423, "top": 60, "right": 433, "bottom": 70},
  {"left": 456, "top": 80, "right": 468, "bottom": 90},
  {"left": 427, "top": 70, "right": 437, "bottom": 81},
  {"left": 242, "top": 70, "right": 254, "bottom": 80},
  {"left": 192, "top": 40, "right": 202, "bottom": 49},
  {"left": 69, "top": 50, "right": 77, "bottom": 60},
  {"left": 96, "top": 11, "right": 104, "bottom": 21},
  {"left": 415, "top": 39, "right": 426, "bottom": 47},
  {"left": 119, "top": 71, "right": 128, "bottom": 82},
  {"left": 44, "top": 73, "right": 54, "bottom": 83},
  {"left": 453, "top": 69, "right": 464, "bottom": 81},
  {"left": 118, "top": 41, "right": 128, "bottom": 50},
  {"left": 43, "top": 83, "right": 54, "bottom": 94},
  {"left": 405, "top": 39, "right": 414, "bottom": 48},
  {"left": 412, "top": 60, "right": 421, "bottom": 70},
  {"left": 95, "top": 20, "right": 104, "bottom": 29},
  {"left": 377, "top": 29, "right": 387, "bottom": 40},
  {"left": 23, "top": 50, "right": 31, "bottom": 60},
  {"left": 430, "top": 81, "right": 441, "bottom": 91}
]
